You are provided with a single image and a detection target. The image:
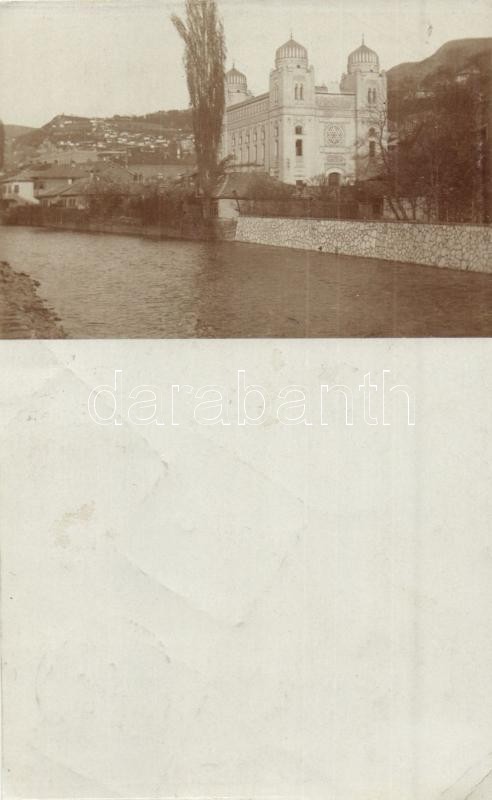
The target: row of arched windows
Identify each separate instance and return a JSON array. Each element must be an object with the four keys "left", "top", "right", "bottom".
[
  {"left": 272, "top": 83, "right": 306, "bottom": 103},
  {"left": 231, "top": 144, "right": 266, "bottom": 165},
  {"left": 230, "top": 122, "right": 306, "bottom": 164},
  {"left": 231, "top": 127, "right": 266, "bottom": 148},
  {"left": 231, "top": 126, "right": 267, "bottom": 165}
]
